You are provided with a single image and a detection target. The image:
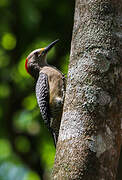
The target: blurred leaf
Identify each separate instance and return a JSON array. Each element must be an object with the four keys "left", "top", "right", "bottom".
[
  {"left": 0, "top": 0, "right": 10, "bottom": 7},
  {"left": 0, "top": 139, "right": 12, "bottom": 160},
  {"left": 13, "top": 110, "right": 40, "bottom": 135},
  {"left": 56, "top": 2, "right": 69, "bottom": 17},
  {"left": 41, "top": 143, "right": 55, "bottom": 169},
  {"left": 35, "top": 0, "right": 50, "bottom": 8},
  {"left": 1, "top": 33, "right": 16, "bottom": 50},
  {"left": 0, "top": 107, "right": 3, "bottom": 118},
  {"left": 24, "top": 171, "right": 40, "bottom": 180},
  {"left": 13, "top": 110, "right": 33, "bottom": 131},
  {"left": 18, "top": 57, "right": 30, "bottom": 78},
  {"left": 60, "top": 53, "right": 69, "bottom": 74},
  {"left": 0, "top": 84, "right": 10, "bottom": 98},
  {"left": 19, "top": 0, "right": 40, "bottom": 30},
  {"left": 0, "top": 49, "right": 10, "bottom": 68},
  {"left": 0, "top": 162, "right": 27, "bottom": 180},
  {"left": 22, "top": 94, "right": 37, "bottom": 111},
  {"left": 11, "top": 67, "right": 22, "bottom": 83},
  {"left": 11, "top": 66, "right": 32, "bottom": 91},
  {"left": 27, "top": 121, "right": 40, "bottom": 135},
  {"left": 15, "top": 136, "right": 30, "bottom": 154}
]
